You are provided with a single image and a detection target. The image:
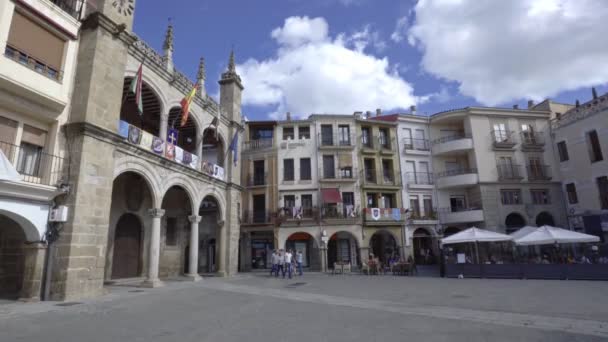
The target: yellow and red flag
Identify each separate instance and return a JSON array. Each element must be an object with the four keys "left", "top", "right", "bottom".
[{"left": 180, "top": 83, "right": 198, "bottom": 127}]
